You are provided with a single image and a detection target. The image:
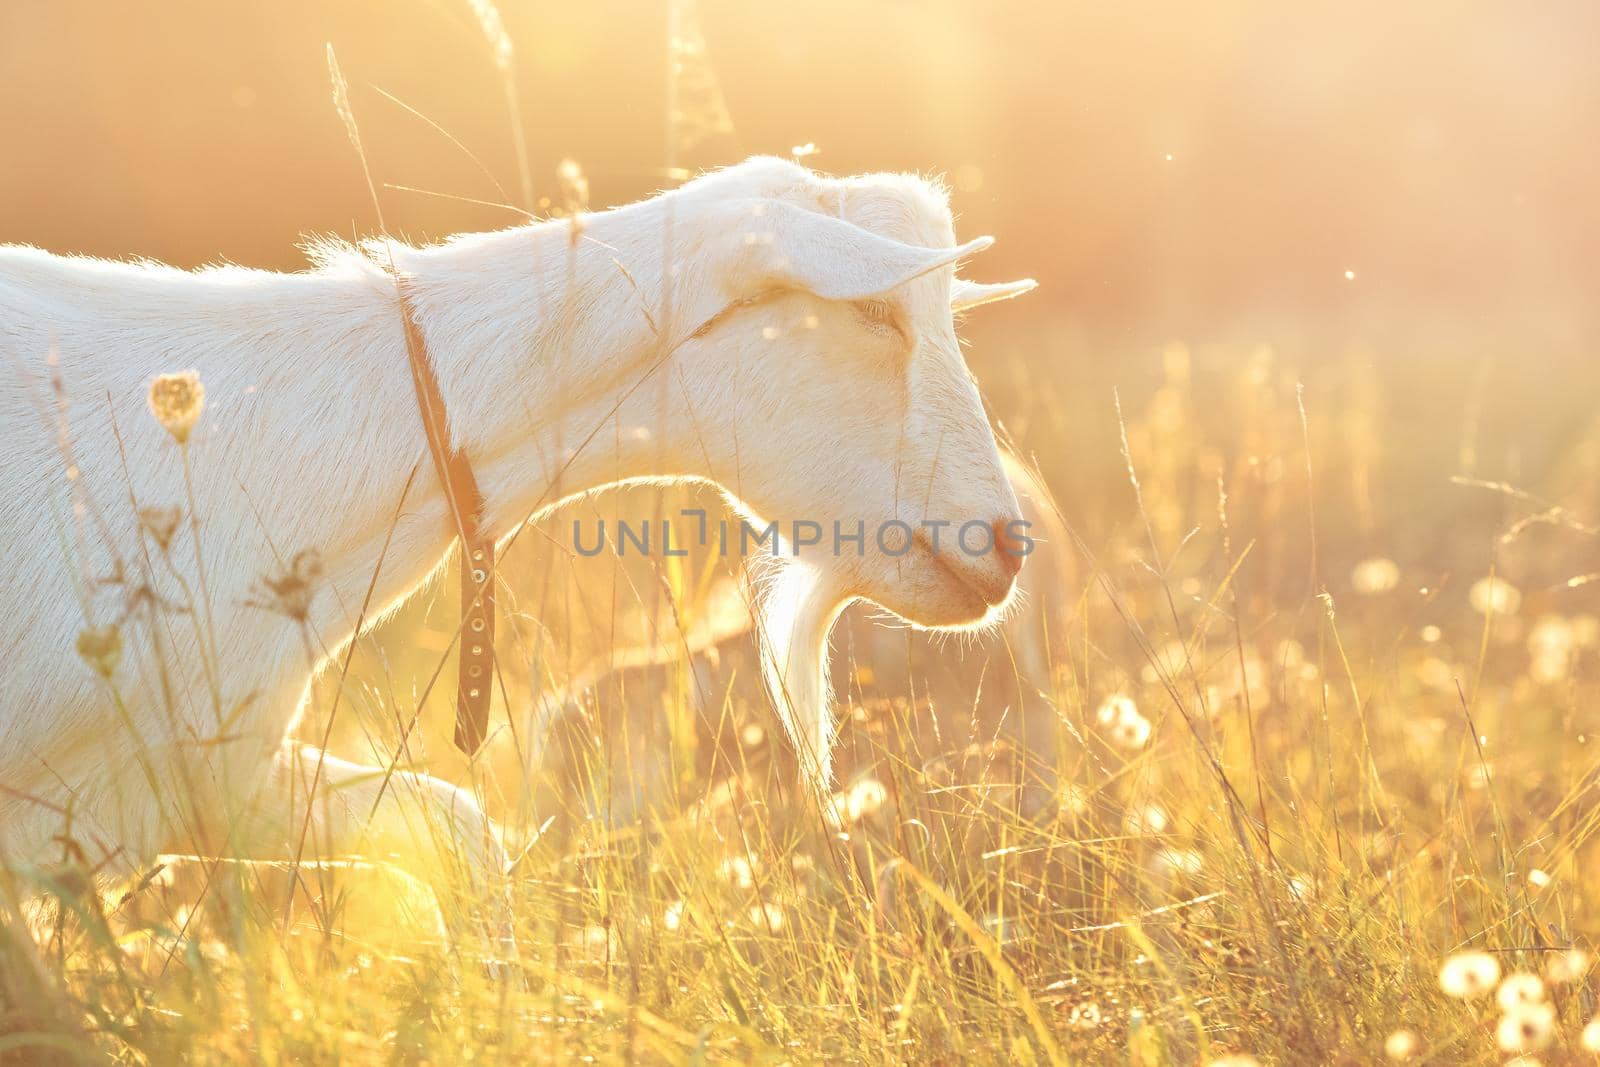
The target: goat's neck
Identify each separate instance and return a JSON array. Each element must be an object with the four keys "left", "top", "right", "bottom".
[
  {"left": 389, "top": 205, "right": 737, "bottom": 546},
  {"left": 266, "top": 204, "right": 750, "bottom": 650}
]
